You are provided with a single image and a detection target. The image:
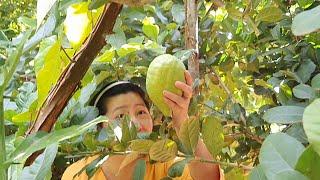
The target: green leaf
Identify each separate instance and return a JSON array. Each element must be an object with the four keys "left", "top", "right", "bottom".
[
  {"left": 86, "top": 155, "right": 109, "bottom": 178},
  {"left": 4, "top": 110, "right": 17, "bottom": 122},
  {"left": 15, "top": 82, "right": 37, "bottom": 111},
  {"left": 133, "top": 159, "right": 146, "bottom": 180},
  {"left": 89, "top": 0, "right": 108, "bottom": 10},
  {"left": 130, "top": 139, "right": 154, "bottom": 153},
  {"left": 79, "top": 83, "right": 97, "bottom": 106},
  {"left": 120, "top": 115, "right": 137, "bottom": 146},
  {"left": 178, "top": 117, "right": 200, "bottom": 155},
  {"left": 174, "top": 50, "right": 193, "bottom": 62},
  {"left": 73, "top": 155, "right": 107, "bottom": 178},
  {"left": 12, "top": 110, "right": 34, "bottom": 123},
  {"left": 296, "top": 59, "right": 316, "bottom": 83},
  {"left": 64, "top": 2, "right": 90, "bottom": 50},
  {"left": 6, "top": 116, "right": 107, "bottom": 164},
  {"left": 117, "top": 43, "right": 142, "bottom": 57},
  {"left": 298, "top": 0, "right": 315, "bottom": 9},
  {"left": 311, "top": 73, "right": 320, "bottom": 89},
  {"left": 95, "top": 49, "right": 115, "bottom": 62},
  {"left": 35, "top": 36, "right": 63, "bottom": 108},
  {"left": 24, "top": 13, "right": 57, "bottom": 53},
  {"left": 149, "top": 139, "right": 178, "bottom": 162},
  {"left": 0, "top": 31, "right": 8, "bottom": 41},
  {"left": 295, "top": 145, "right": 320, "bottom": 179},
  {"left": 8, "top": 163, "right": 24, "bottom": 180},
  {"left": 2, "top": 30, "right": 32, "bottom": 90},
  {"left": 168, "top": 158, "right": 191, "bottom": 178},
  {"left": 83, "top": 133, "right": 99, "bottom": 150},
  {"left": 20, "top": 144, "right": 58, "bottom": 180},
  {"left": 171, "top": 4, "right": 185, "bottom": 25},
  {"left": 262, "top": 106, "right": 305, "bottom": 124},
  {"left": 259, "top": 133, "right": 305, "bottom": 179},
  {"left": 142, "top": 17, "right": 160, "bottom": 41},
  {"left": 256, "top": 7, "right": 283, "bottom": 23},
  {"left": 107, "top": 31, "right": 126, "bottom": 49},
  {"left": 144, "top": 41, "right": 166, "bottom": 55},
  {"left": 70, "top": 106, "right": 98, "bottom": 125},
  {"left": 18, "top": 16, "right": 36, "bottom": 28},
  {"left": 128, "top": 36, "right": 145, "bottom": 44},
  {"left": 293, "top": 84, "right": 315, "bottom": 100},
  {"left": 292, "top": 5, "right": 320, "bottom": 36},
  {"left": 285, "top": 123, "right": 308, "bottom": 144},
  {"left": 64, "top": 2, "right": 102, "bottom": 49},
  {"left": 226, "top": 6, "right": 243, "bottom": 21},
  {"left": 303, "top": 98, "right": 320, "bottom": 156},
  {"left": 249, "top": 165, "right": 267, "bottom": 180},
  {"left": 202, "top": 116, "right": 224, "bottom": 157},
  {"left": 36, "top": 0, "right": 58, "bottom": 28},
  {"left": 274, "top": 170, "right": 308, "bottom": 180}
]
